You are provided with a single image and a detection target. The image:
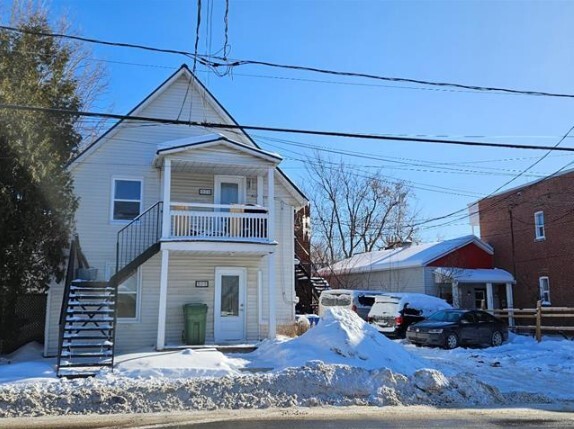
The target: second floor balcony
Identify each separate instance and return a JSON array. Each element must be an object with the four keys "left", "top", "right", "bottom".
[{"left": 169, "top": 202, "right": 269, "bottom": 242}]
